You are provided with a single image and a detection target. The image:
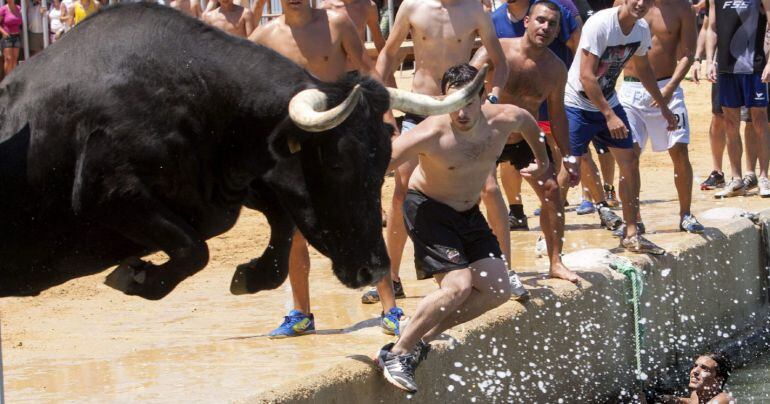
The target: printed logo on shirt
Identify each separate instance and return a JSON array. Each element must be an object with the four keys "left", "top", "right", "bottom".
[
  {"left": 722, "top": 0, "right": 751, "bottom": 9},
  {"left": 580, "top": 42, "right": 641, "bottom": 100}
]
